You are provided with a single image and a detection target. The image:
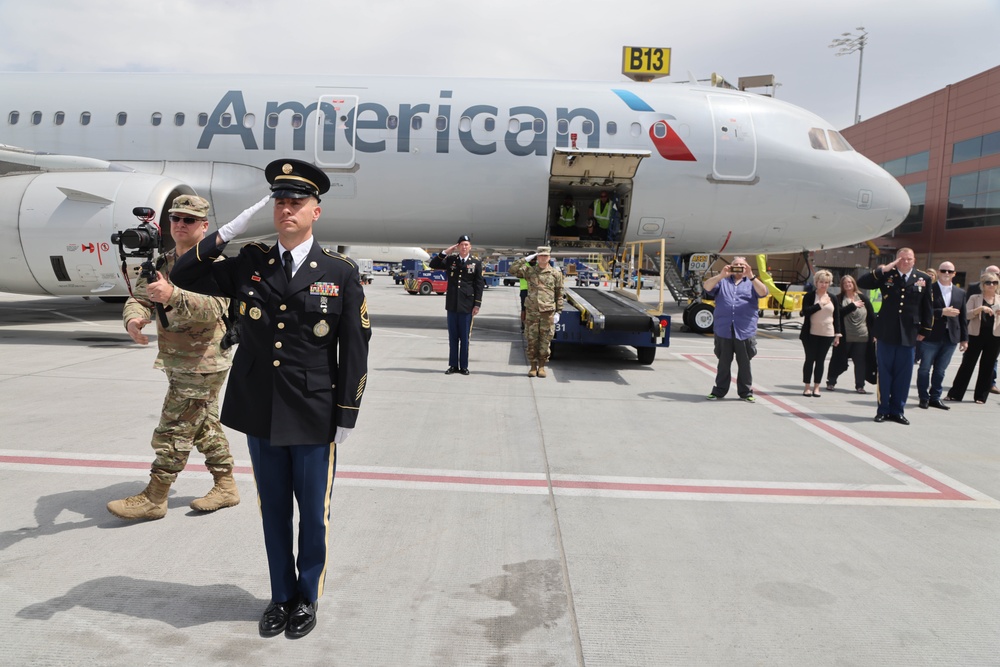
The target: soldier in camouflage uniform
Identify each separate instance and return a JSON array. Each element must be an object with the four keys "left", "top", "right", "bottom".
[
  {"left": 510, "top": 246, "right": 564, "bottom": 378},
  {"left": 107, "top": 194, "right": 238, "bottom": 521}
]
